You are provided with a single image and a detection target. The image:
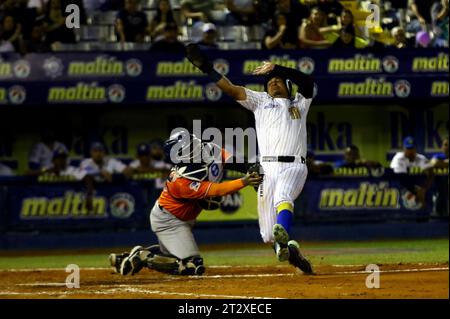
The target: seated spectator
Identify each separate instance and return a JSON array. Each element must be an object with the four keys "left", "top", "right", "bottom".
[
  {"left": 431, "top": 0, "right": 449, "bottom": 47},
  {"left": 116, "top": 0, "right": 148, "bottom": 43},
  {"left": 180, "top": 0, "right": 218, "bottom": 24},
  {"left": 3, "top": 0, "right": 41, "bottom": 40},
  {"left": 149, "top": 22, "right": 185, "bottom": 53},
  {"left": 149, "top": 0, "right": 177, "bottom": 42},
  {"left": 21, "top": 23, "right": 51, "bottom": 53},
  {"left": 390, "top": 137, "right": 431, "bottom": 173},
  {"left": 431, "top": 137, "right": 449, "bottom": 168},
  {"left": 390, "top": 136, "right": 433, "bottom": 208},
  {"left": 390, "top": 26, "right": 412, "bottom": 48},
  {"left": 0, "top": 15, "right": 22, "bottom": 51},
  {"left": 225, "top": 0, "right": 258, "bottom": 26},
  {"left": 80, "top": 142, "right": 132, "bottom": 182},
  {"left": 0, "top": 32, "right": 15, "bottom": 52},
  {"left": 299, "top": 7, "right": 331, "bottom": 48},
  {"left": 335, "top": 145, "right": 381, "bottom": 169},
  {"left": 262, "top": 12, "right": 298, "bottom": 49},
  {"left": 129, "top": 142, "right": 172, "bottom": 174},
  {"left": 196, "top": 22, "right": 218, "bottom": 49},
  {"left": 40, "top": 147, "right": 86, "bottom": 180},
  {"left": 43, "top": 0, "right": 77, "bottom": 46},
  {"left": 316, "top": 0, "right": 343, "bottom": 25},
  {"left": 332, "top": 24, "right": 356, "bottom": 48},
  {"left": 306, "top": 150, "right": 333, "bottom": 178},
  {"left": 0, "top": 162, "right": 14, "bottom": 176},
  {"left": 411, "top": 0, "right": 440, "bottom": 31},
  {"left": 28, "top": 129, "right": 68, "bottom": 174}
]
